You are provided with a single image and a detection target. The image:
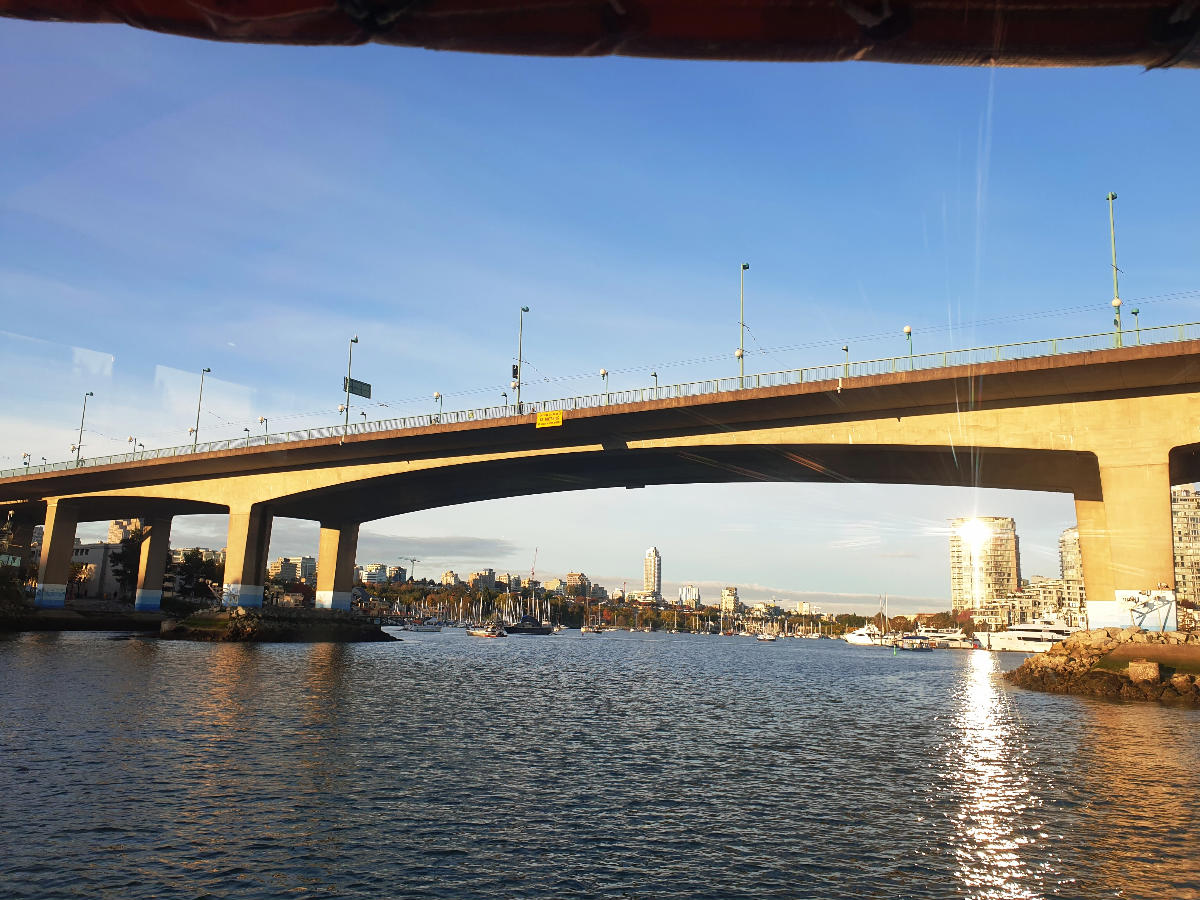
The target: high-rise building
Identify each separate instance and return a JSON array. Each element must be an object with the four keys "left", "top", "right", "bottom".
[
  {"left": 1172, "top": 487, "right": 1200, "bottom": 629},
  {"left": 442, "top": 570, "right": 460, "bottom": 586},
  {"left": 721, "top": 586, "right": 741, "bottom": 615},
  {"left": 678, "top": 584, "right": 701, "bottom": 608},
  {"left": 362, "top": 563, "right": 389, "bottom": 584},
  {"left": 644, "top": 547, "right": 662, "bottom": 600},
  {"left": 468, "top": 569, "right": 496, "bottom": 591},
  {"left": 949, "top": 517, "right": 1020, "bottom": 613},
  {"left": 566, "top": 572, "right": 590, "bottom": 598},
  {"left": 107, "top": 518, "right": 141, "bottom": 544},
  {"left": 387, "top": 565, "right": 407, "bottom": 583},
  {"left": 268, "top": 556, "right": 316, "bottom": 583}
]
